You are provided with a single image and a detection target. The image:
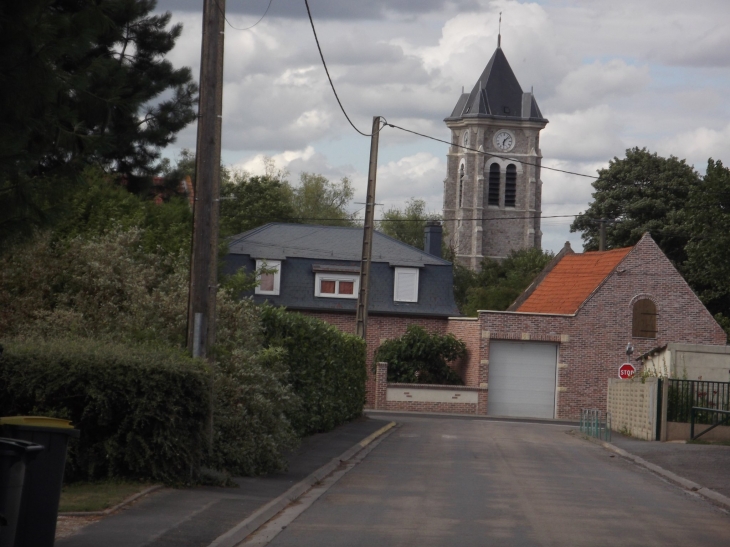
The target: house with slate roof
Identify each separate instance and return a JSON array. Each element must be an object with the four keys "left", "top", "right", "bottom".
[
  {"left": 475, "top": 233, "right": 726, "bottom": 420},
  {"left": 224, "top": 222, "right": 476, "bottom": 407}
]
